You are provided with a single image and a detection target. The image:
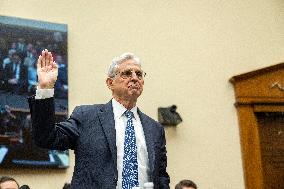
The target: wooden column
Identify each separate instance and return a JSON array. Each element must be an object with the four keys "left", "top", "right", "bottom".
[{"left": 236, "top": 104, "right": 263, "bottom": 189}]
